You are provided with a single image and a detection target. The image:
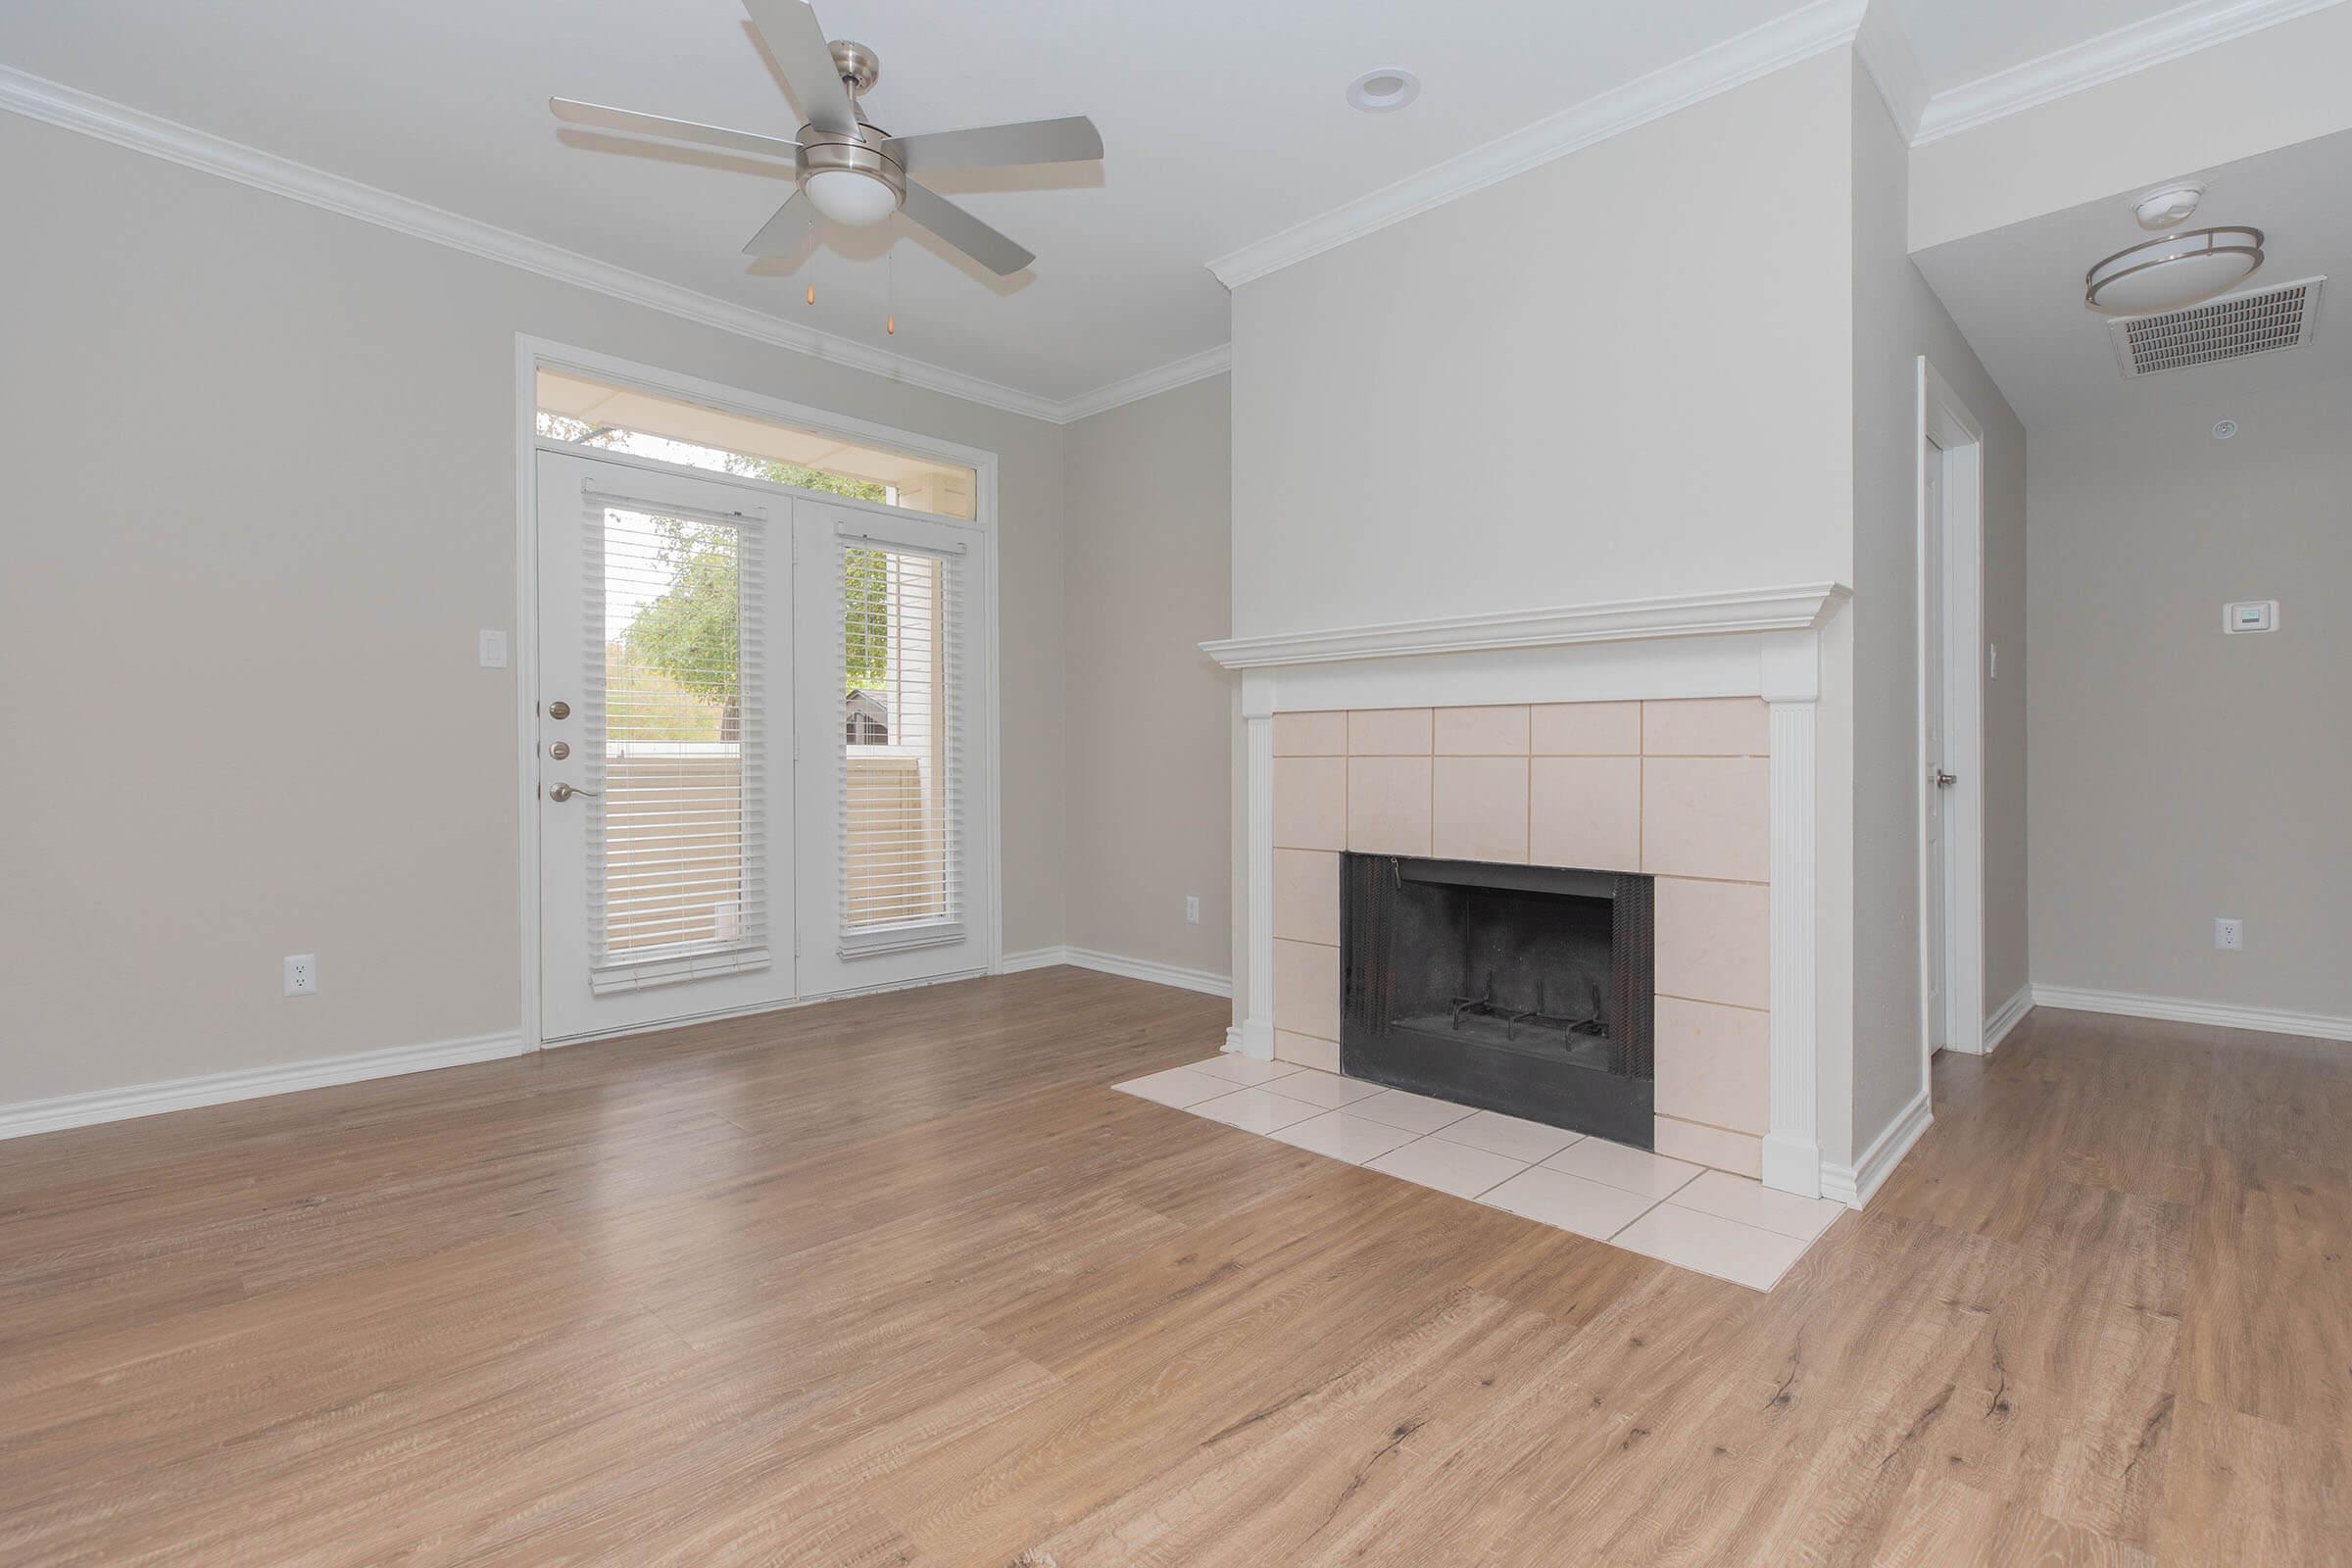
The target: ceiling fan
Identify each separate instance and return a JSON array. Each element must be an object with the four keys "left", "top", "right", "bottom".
[{"left": 551, "top": 0, "right": 1102, "bottom": 277}]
